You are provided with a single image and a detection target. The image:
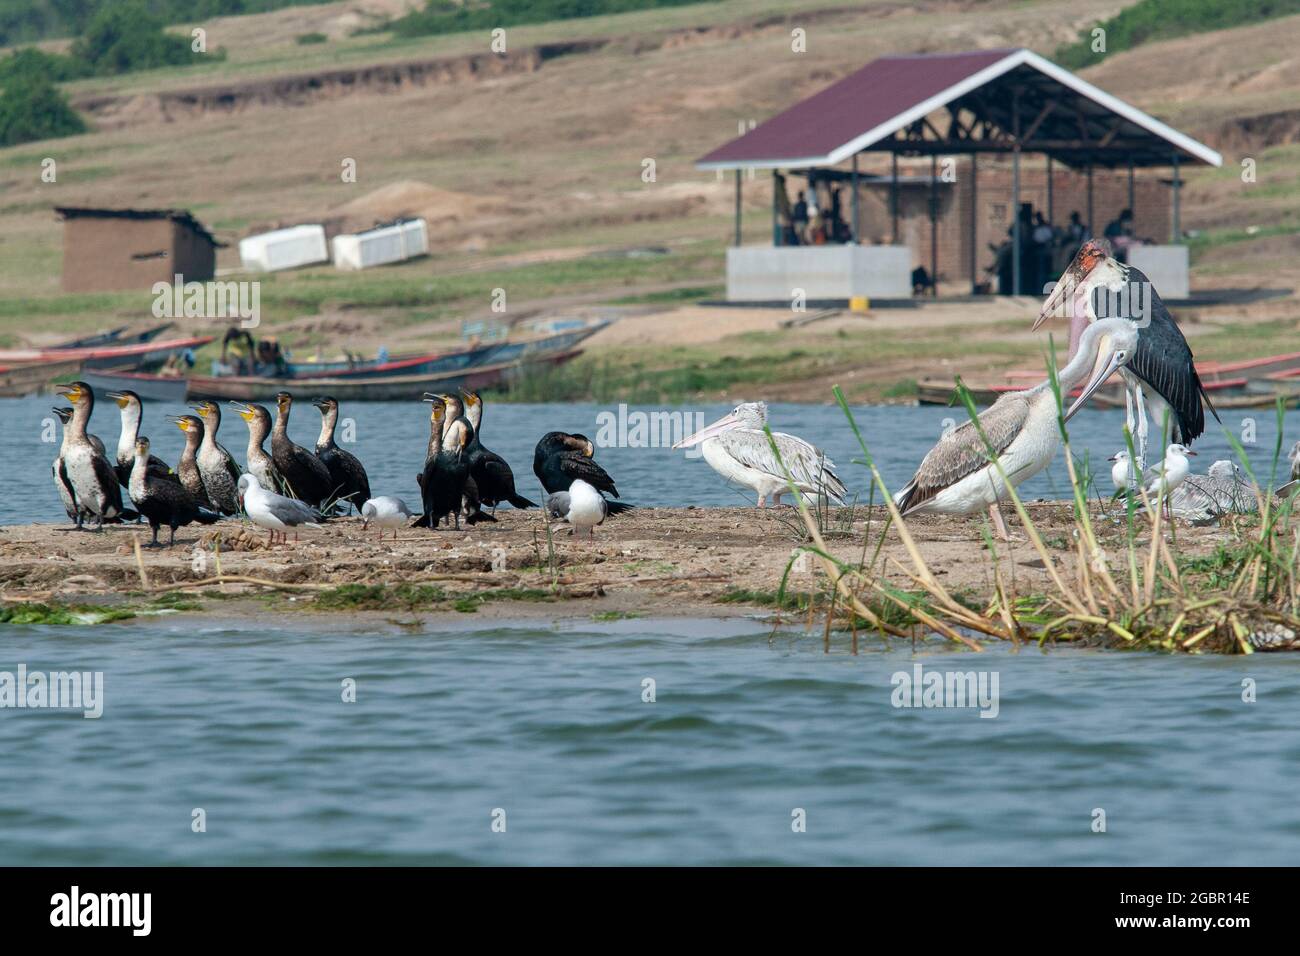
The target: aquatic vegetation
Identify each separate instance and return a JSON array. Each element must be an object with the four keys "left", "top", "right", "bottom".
[
  {"left": 761, "top": 375, "right": 1300, "bottom": 655},
  {"left": 0, "top": 602, "right": 135, "bottom": 626},
  {"left": 315, "top": 583, "right": 448, "bottom": 611}
]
